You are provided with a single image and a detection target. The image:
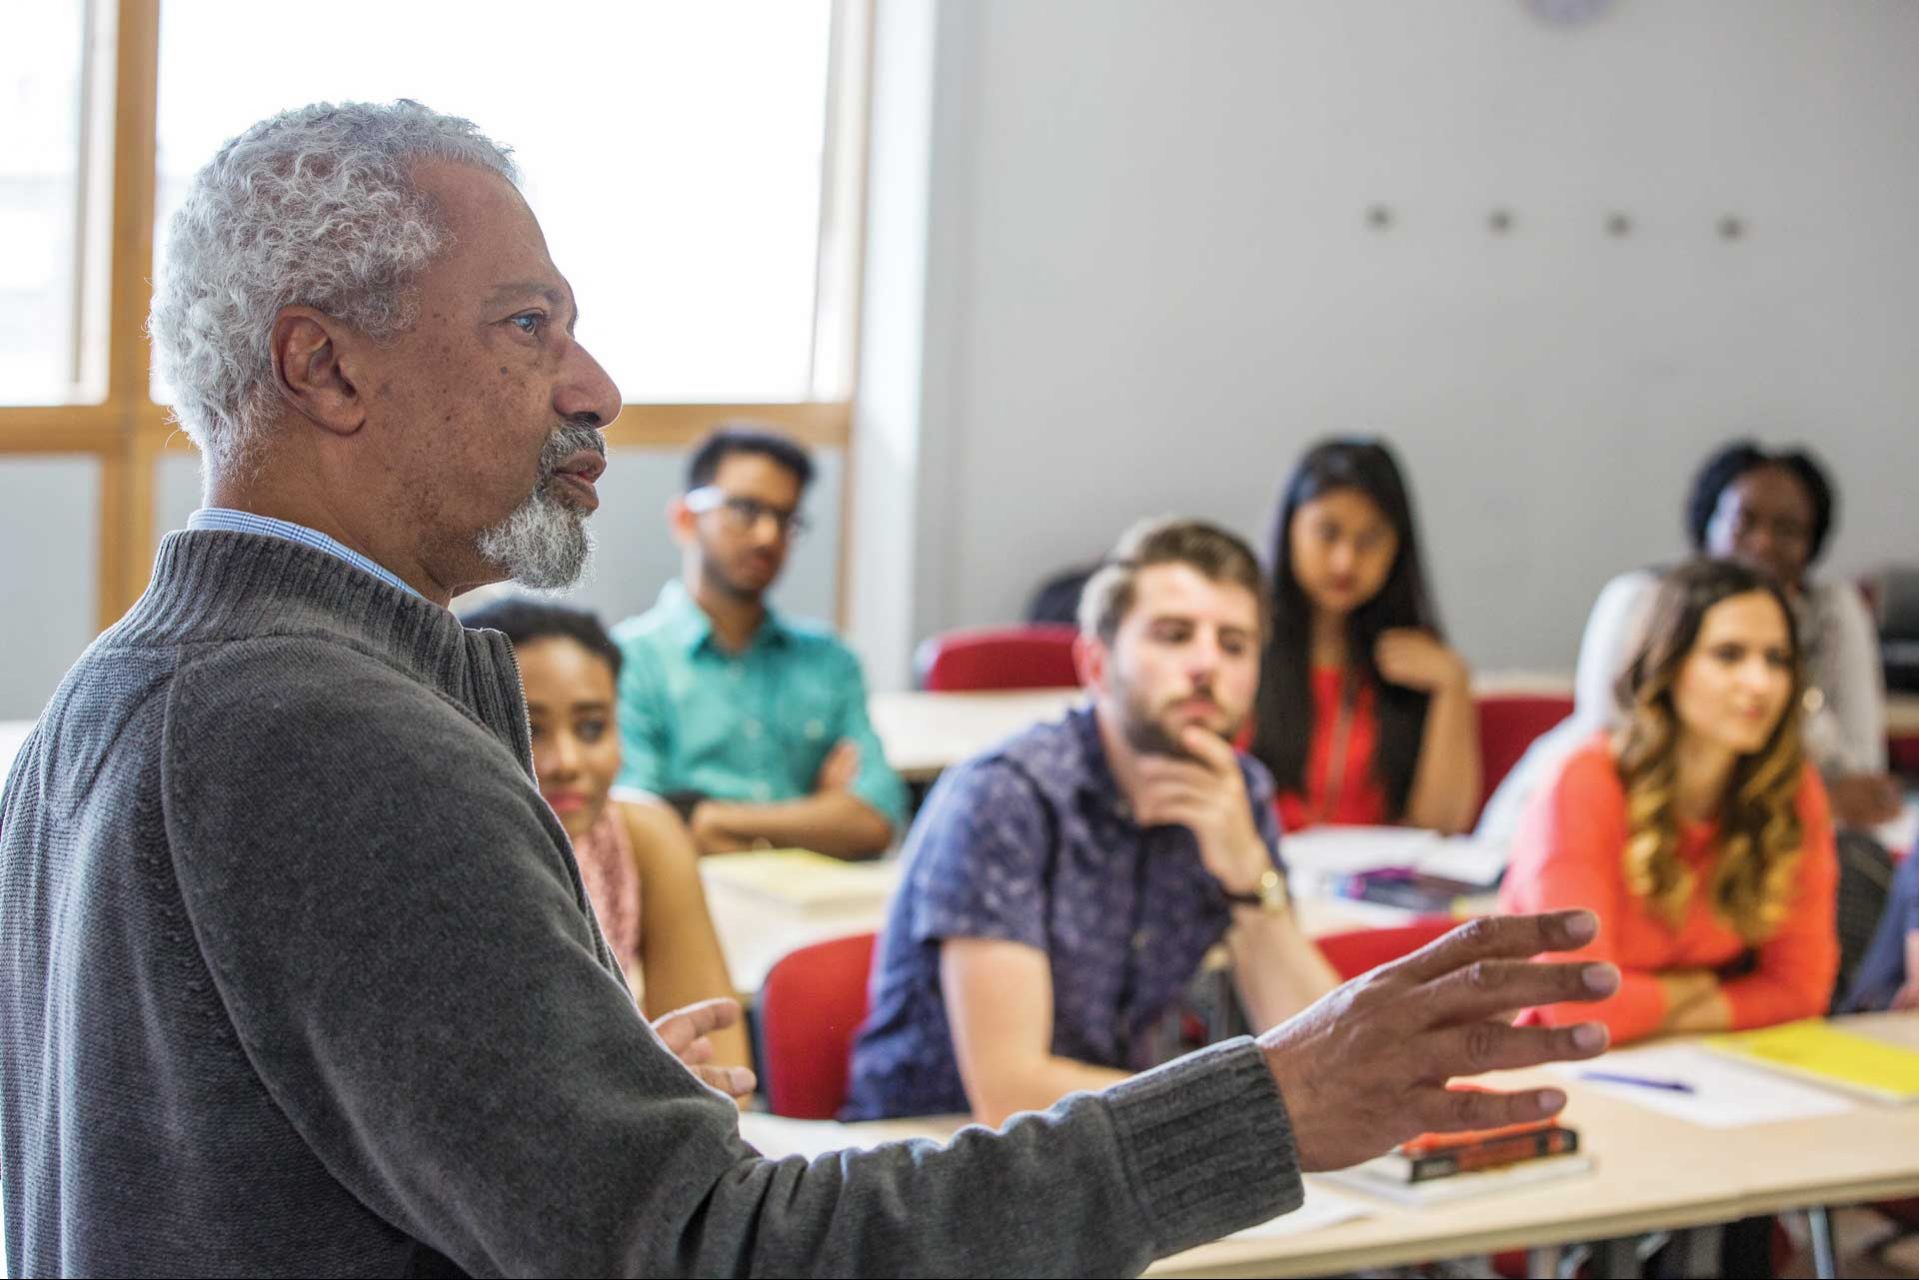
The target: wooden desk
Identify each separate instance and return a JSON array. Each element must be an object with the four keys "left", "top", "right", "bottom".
[{"left": 738, "top": 1014, "right": 1919, "bottom": 1279}]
